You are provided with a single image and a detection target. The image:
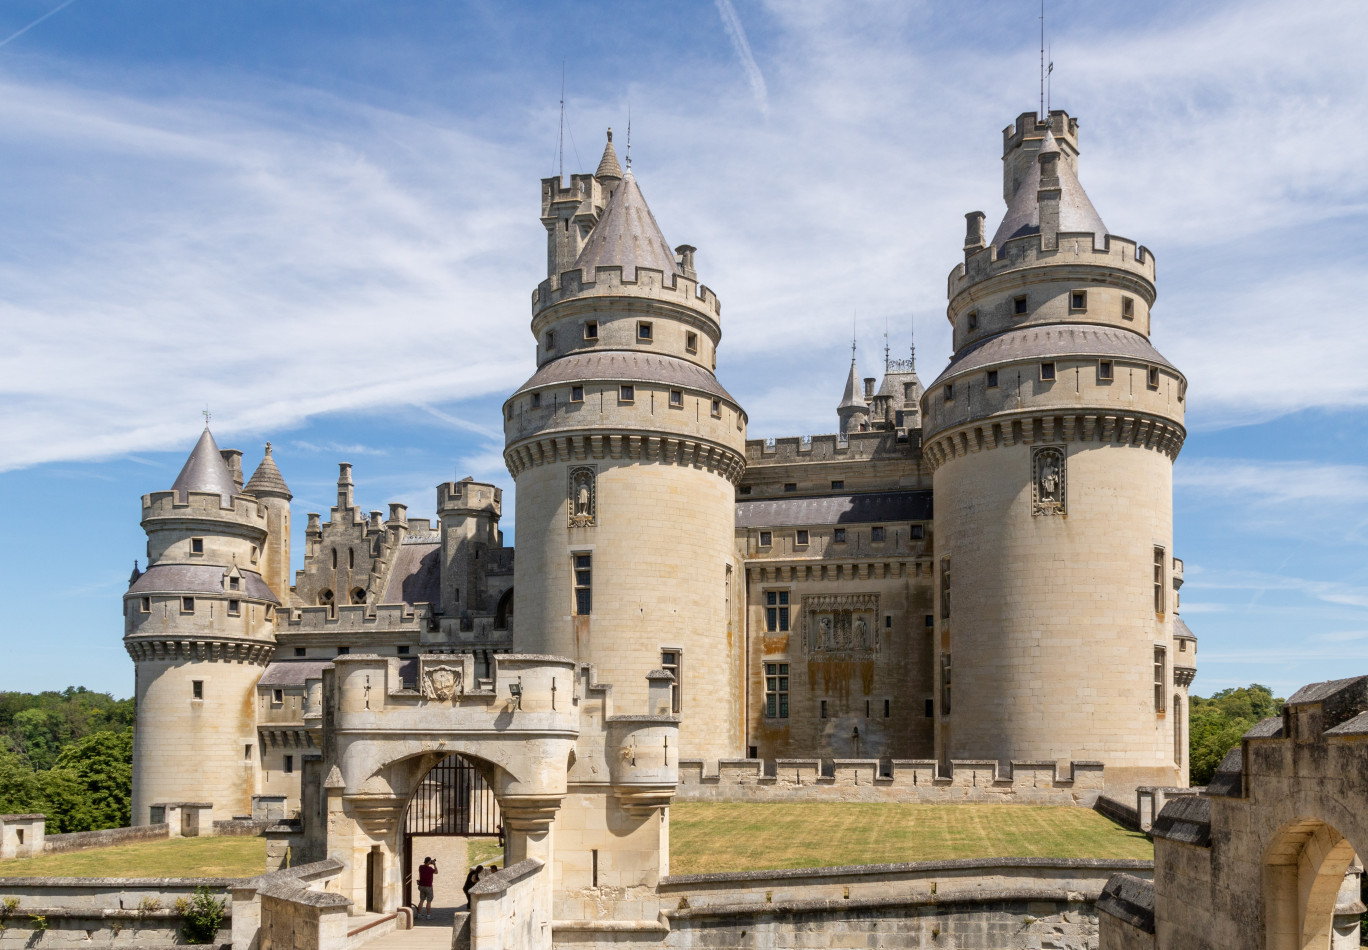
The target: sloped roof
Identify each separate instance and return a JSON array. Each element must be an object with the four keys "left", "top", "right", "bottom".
[
  {"left": 992, "top": 129, "right": 1108, "bottom": 248},
  {"left": 574, "top": 171, "right": 681, "bottom": 281},
  {"left": 513, "top": 351, "right": 736, "bottom": 403},
  {"left": 258, "top": 659, "right": 332, "bottom": 687},
  {"left": 838, "top": 360, "right": 866, "bottom": 410},
  {"left": 595, "top": 130, "right": 623, "bottom": 180},
  {"left": 929, "top": 325, "right": 1176, "bottom": 389},
  {"left": 244, "top": 443, "right": 291, "bottom": 498},
  {"left": 127, "top": 564, "right": 281, "bottom": 605},
  {"left": 736, "top": 490, "right": 932, "bottom": 528},
  {"left": 171, "top": 428, "right": 238, "bottom": 504},
  {"left": 381, "top": 540, "right": 442, "bottom": 608}
]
